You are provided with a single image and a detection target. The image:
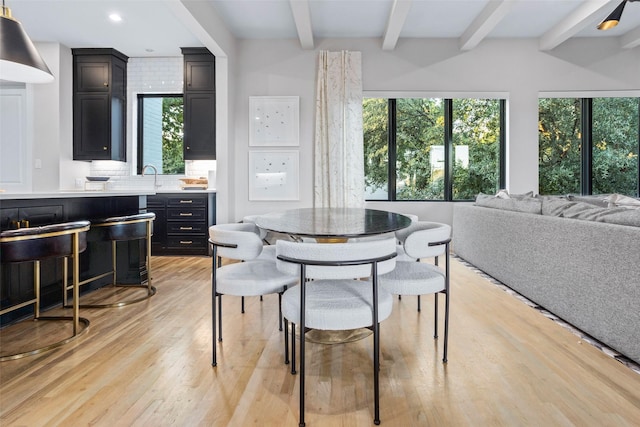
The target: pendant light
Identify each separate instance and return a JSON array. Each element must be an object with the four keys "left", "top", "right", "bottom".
[
  {"left": 0, "top": 0, "right": 53, "bottom": 83},
  {"left": 597, "top": 0, "right": 639, "bottom": 31}
]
